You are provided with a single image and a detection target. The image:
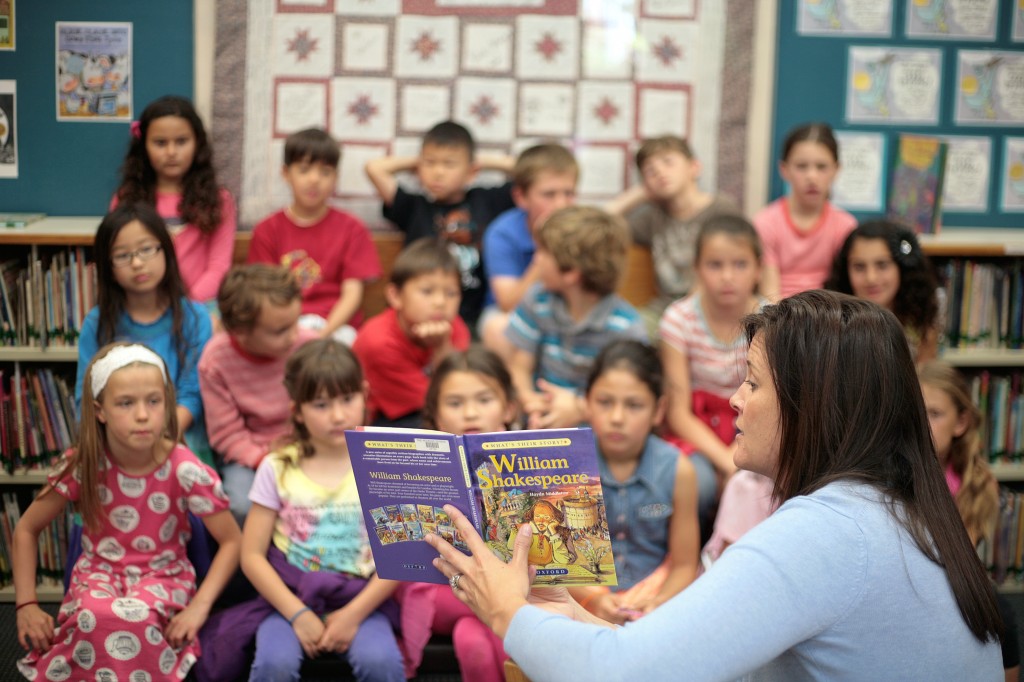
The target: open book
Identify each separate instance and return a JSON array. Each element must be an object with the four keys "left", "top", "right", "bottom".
[{"left": 346, "top": 426, "right": 617, "bottom": 587}]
